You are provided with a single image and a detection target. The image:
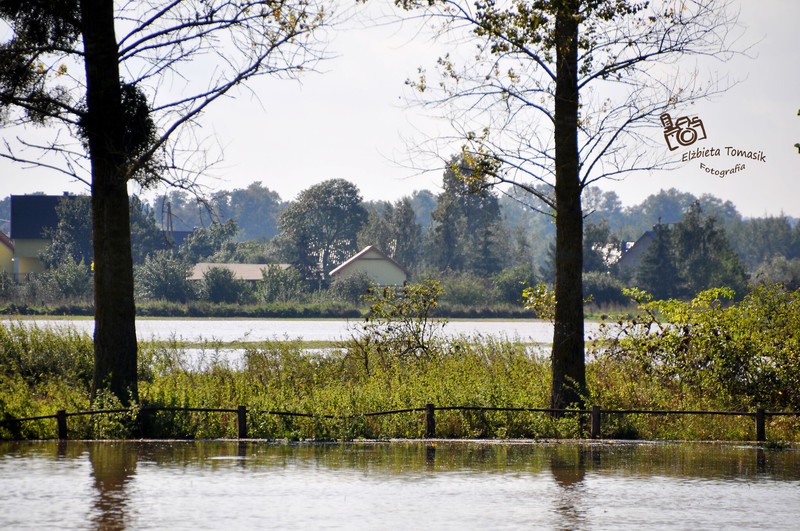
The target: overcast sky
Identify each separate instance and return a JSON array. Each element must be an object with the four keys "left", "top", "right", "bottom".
[{"left": 3, "top": 0, "right": 799, "bottom": 218}]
